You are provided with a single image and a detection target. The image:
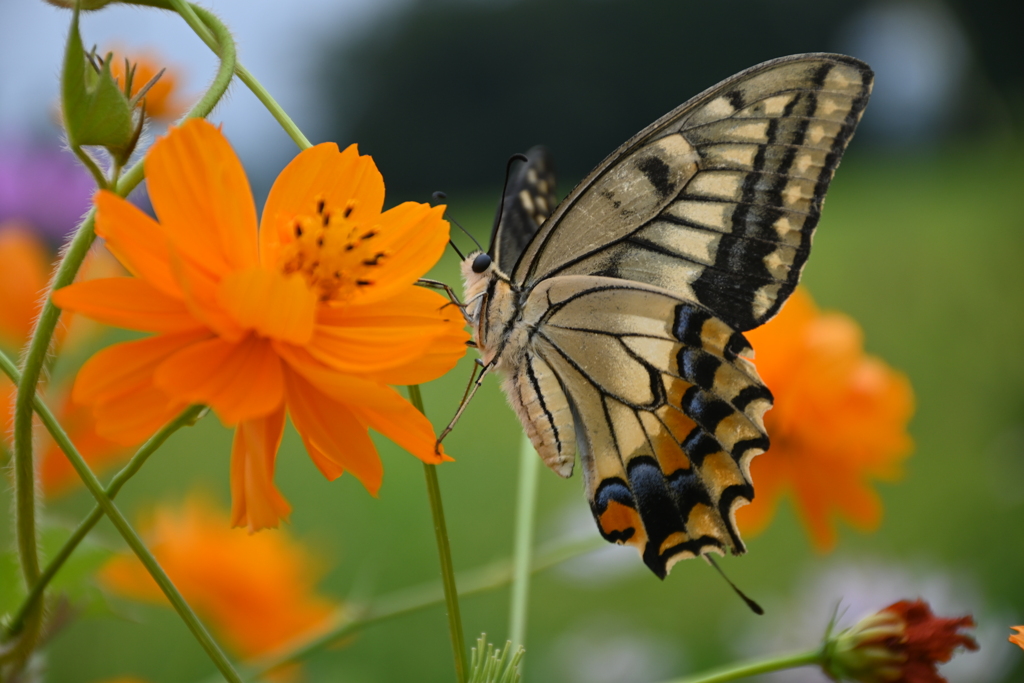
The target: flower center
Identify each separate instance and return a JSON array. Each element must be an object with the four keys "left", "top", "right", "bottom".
[{"left": 279, "top": 196, "right": 388, "bottom": 303}]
